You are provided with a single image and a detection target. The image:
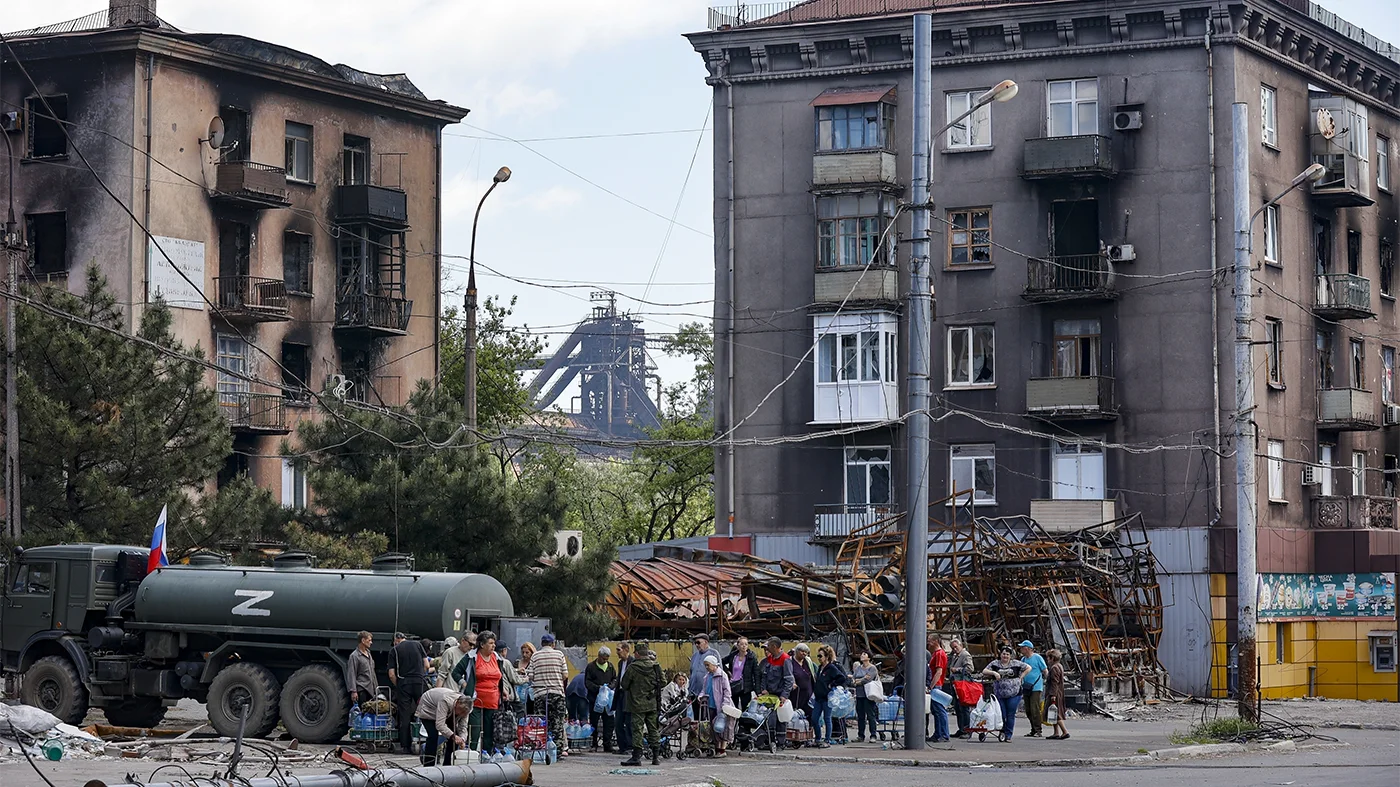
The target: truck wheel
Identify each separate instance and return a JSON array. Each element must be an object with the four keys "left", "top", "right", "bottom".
[
  {"left": 208, "top": 663, "right": 281, "bottom": 739},
  {"left": 278, "top": 664, "right": 350, "bottom": 744},
  {"left": 104, "top": 698, "right": 168, "bottom": 729},
  {"left": 21, "top": 655, "right": 90, "bottom": 725}
]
